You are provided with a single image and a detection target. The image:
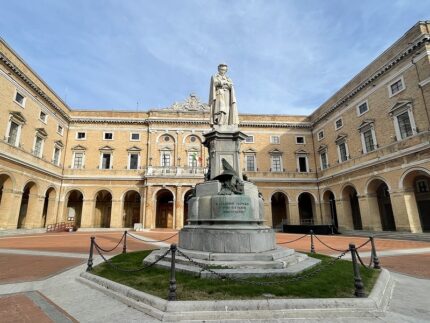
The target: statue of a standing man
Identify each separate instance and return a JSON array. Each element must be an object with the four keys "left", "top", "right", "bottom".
[{"left": 209, "top": 64, "right": 239, "bottom": 127}]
